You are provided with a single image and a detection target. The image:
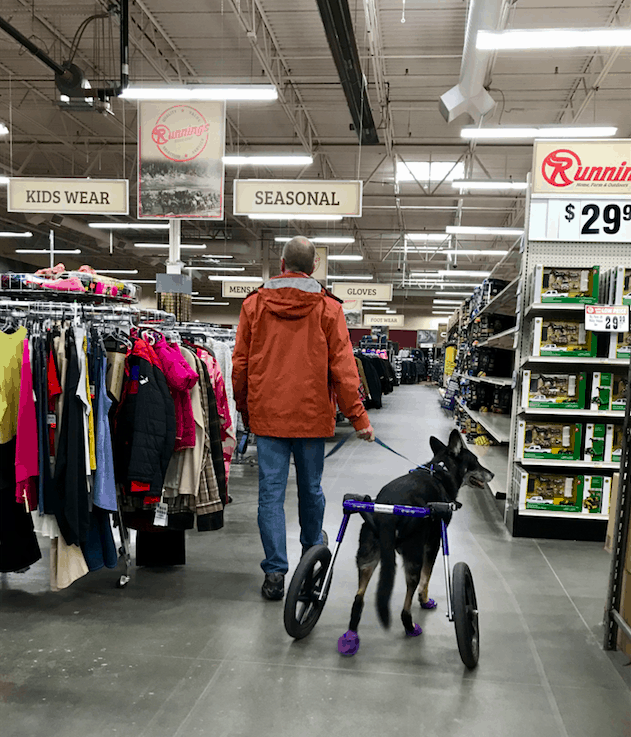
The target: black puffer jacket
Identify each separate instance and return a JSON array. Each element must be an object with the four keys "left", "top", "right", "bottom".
[{"left": 115, "top": 340, "right": 176, "bottom": 495}]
